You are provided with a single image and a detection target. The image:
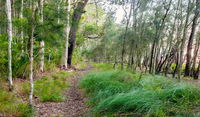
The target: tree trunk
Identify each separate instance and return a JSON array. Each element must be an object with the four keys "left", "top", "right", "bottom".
[
  {"left": 39, "top": 41, "right": 44, "bottom": 72},
  {"left": 94, "top": 0, "right": 98, "bottom": 26},
  {"left": 29, "top": 2, "right": 35, "bottom": 106},
  {"left": 20, "top": 0, "right": 24, "bottom": 54},
  {"left": 185, "top": 0, "right": 199, "bottom": 76},
  {"left": 67, "top": 0, "right": 88, "bottom": 66},
  {"left": 195, "top": 60, "right": 200, "bottom": 79},
  {"left": 177, "top": 0, "right": 191, "bottom": 79},
  {"left": 39, "top": 0, "right": 44, "bottom": 72},
  {"left": 57, "top": 0, "right": 62, "bottom": 24},
  {"left": 192, "top": 38, "right": 200, "bottom": 77},
  {"left": 149, "top": 41, "right": 156, "bottom": 73},
  {"left": 121, "top": 1, "right": 133, "bottom": 70},
  {"left": 64, "top": 0, "right": 71, "bottom": 69},
  {"left": 6, "top": 0, "right": 14, "bottom": 91}
]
